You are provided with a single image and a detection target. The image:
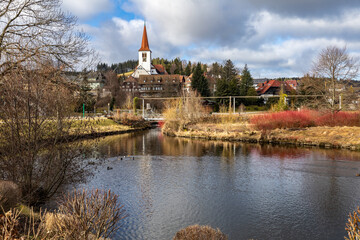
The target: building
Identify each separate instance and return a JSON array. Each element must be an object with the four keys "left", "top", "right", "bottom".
[
  {"left": 253, "top": 78, "right": 269, "bottom": 88},
  {"left": 123, "top": 23, "right": 184, "bottom": 97},
  {"left": 256, "top": 79, "right": 296, "bottom": 96},
  {"left": 131, "top": 24, "right": 162, "bottom": 78}
]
